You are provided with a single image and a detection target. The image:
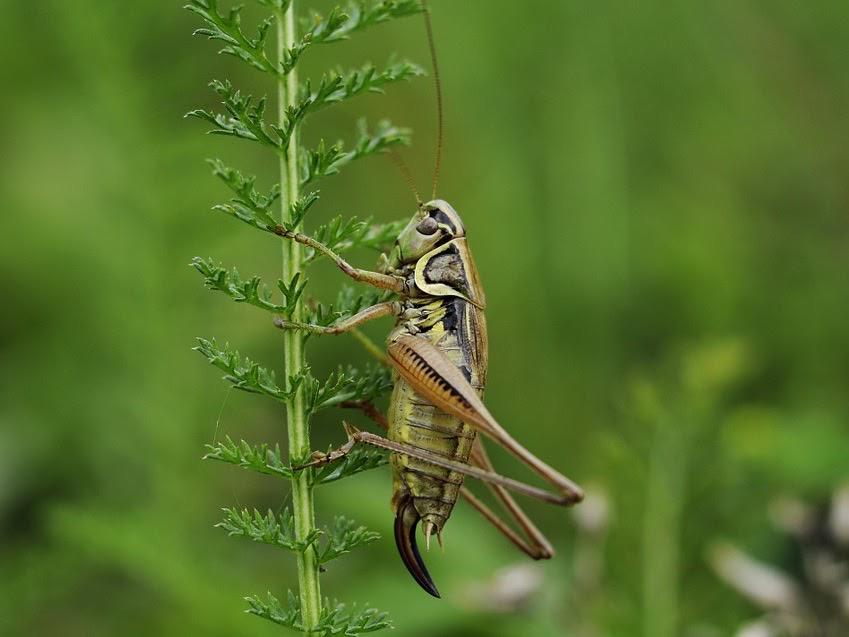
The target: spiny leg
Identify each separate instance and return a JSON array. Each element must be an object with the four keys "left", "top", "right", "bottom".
[
  {"left": 340, "top": 402, "right": 557, "bottom": 558},
  {"left": 296, "top": 423, "right": 573, "bottom": 506},
  {"left": 273, "top": 226, "right": 407, "bottom": 293},
  {"left": 465, "top": 439, "right": 555, "bottom": 559},
  {"left": 273, "top": 301, "right": 401, "bottom": 335}
]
